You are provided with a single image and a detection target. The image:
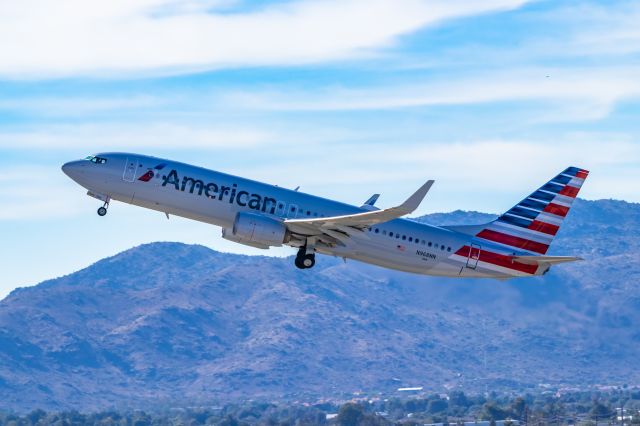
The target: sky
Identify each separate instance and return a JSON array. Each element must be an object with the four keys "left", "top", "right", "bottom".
[{"left": 1, "top": 0, "right": 639, "bottom": 298}]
